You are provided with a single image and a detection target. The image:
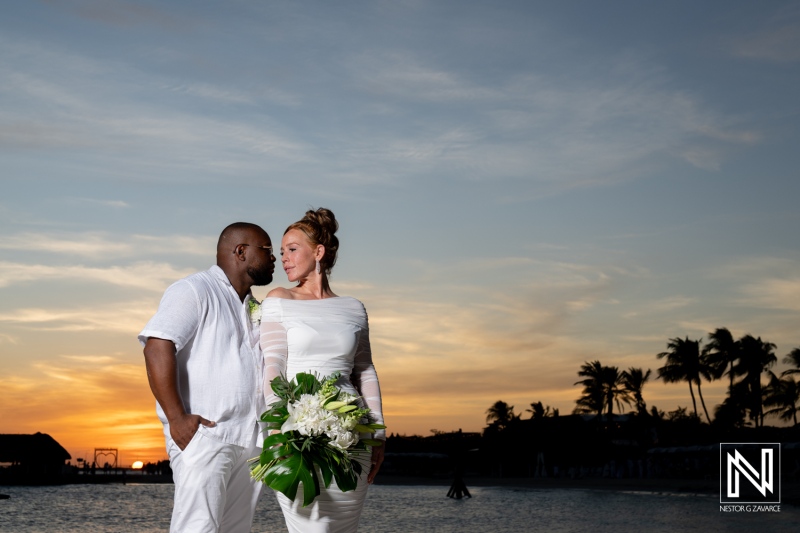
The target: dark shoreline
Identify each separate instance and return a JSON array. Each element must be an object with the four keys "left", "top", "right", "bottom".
[{"left": 374, "top": 475, "right": 800, "bottom": 506}]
